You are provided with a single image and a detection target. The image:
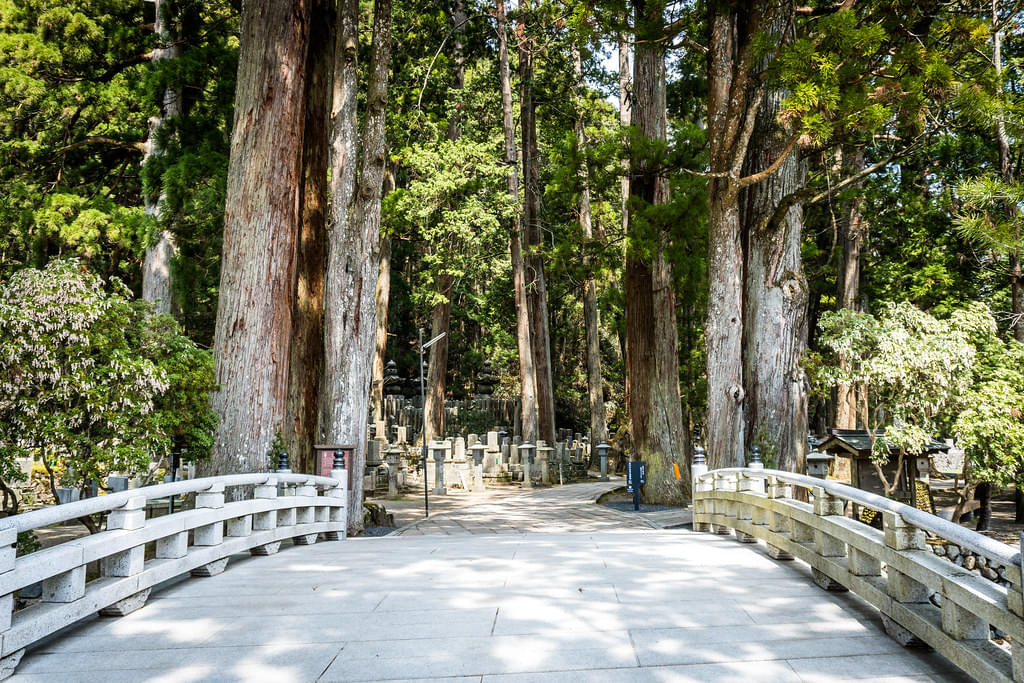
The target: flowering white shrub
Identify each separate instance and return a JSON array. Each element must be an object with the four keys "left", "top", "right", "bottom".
[{"left": 0, "top": 260, "right": 216, "bottom": 519}]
